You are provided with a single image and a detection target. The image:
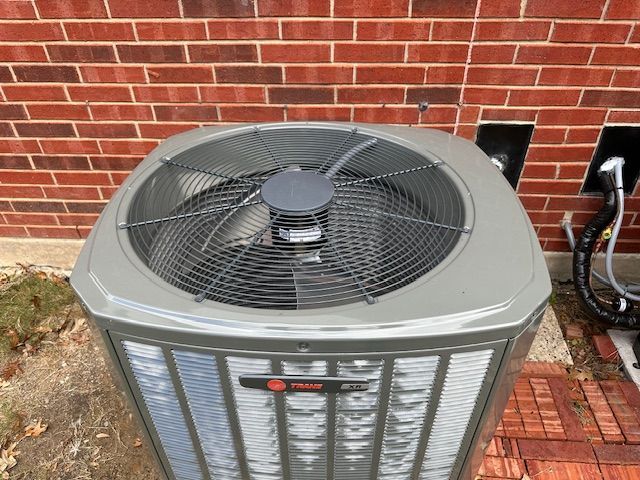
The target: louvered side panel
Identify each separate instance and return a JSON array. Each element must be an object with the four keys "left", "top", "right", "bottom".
[
  {"left": 420, "top": 350, "right": 494, "bottom": 480},
  {"left": 378, "top": 356, "right": 440, "bottom": 480},
  {"left": 282, "top": 360, "right": 329, "bottom": 480},
  {"left": 334, "top": 359, "right": 384, "bottom": 480},
  {"left": 226, "top": 357, "right": 282, "bottom": 480},
  {"left": 122, "top": 341, "right": 203, "bottom": 480},
  {"left": 172, "top": 350, "right": 241, "bottom": 480}
]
